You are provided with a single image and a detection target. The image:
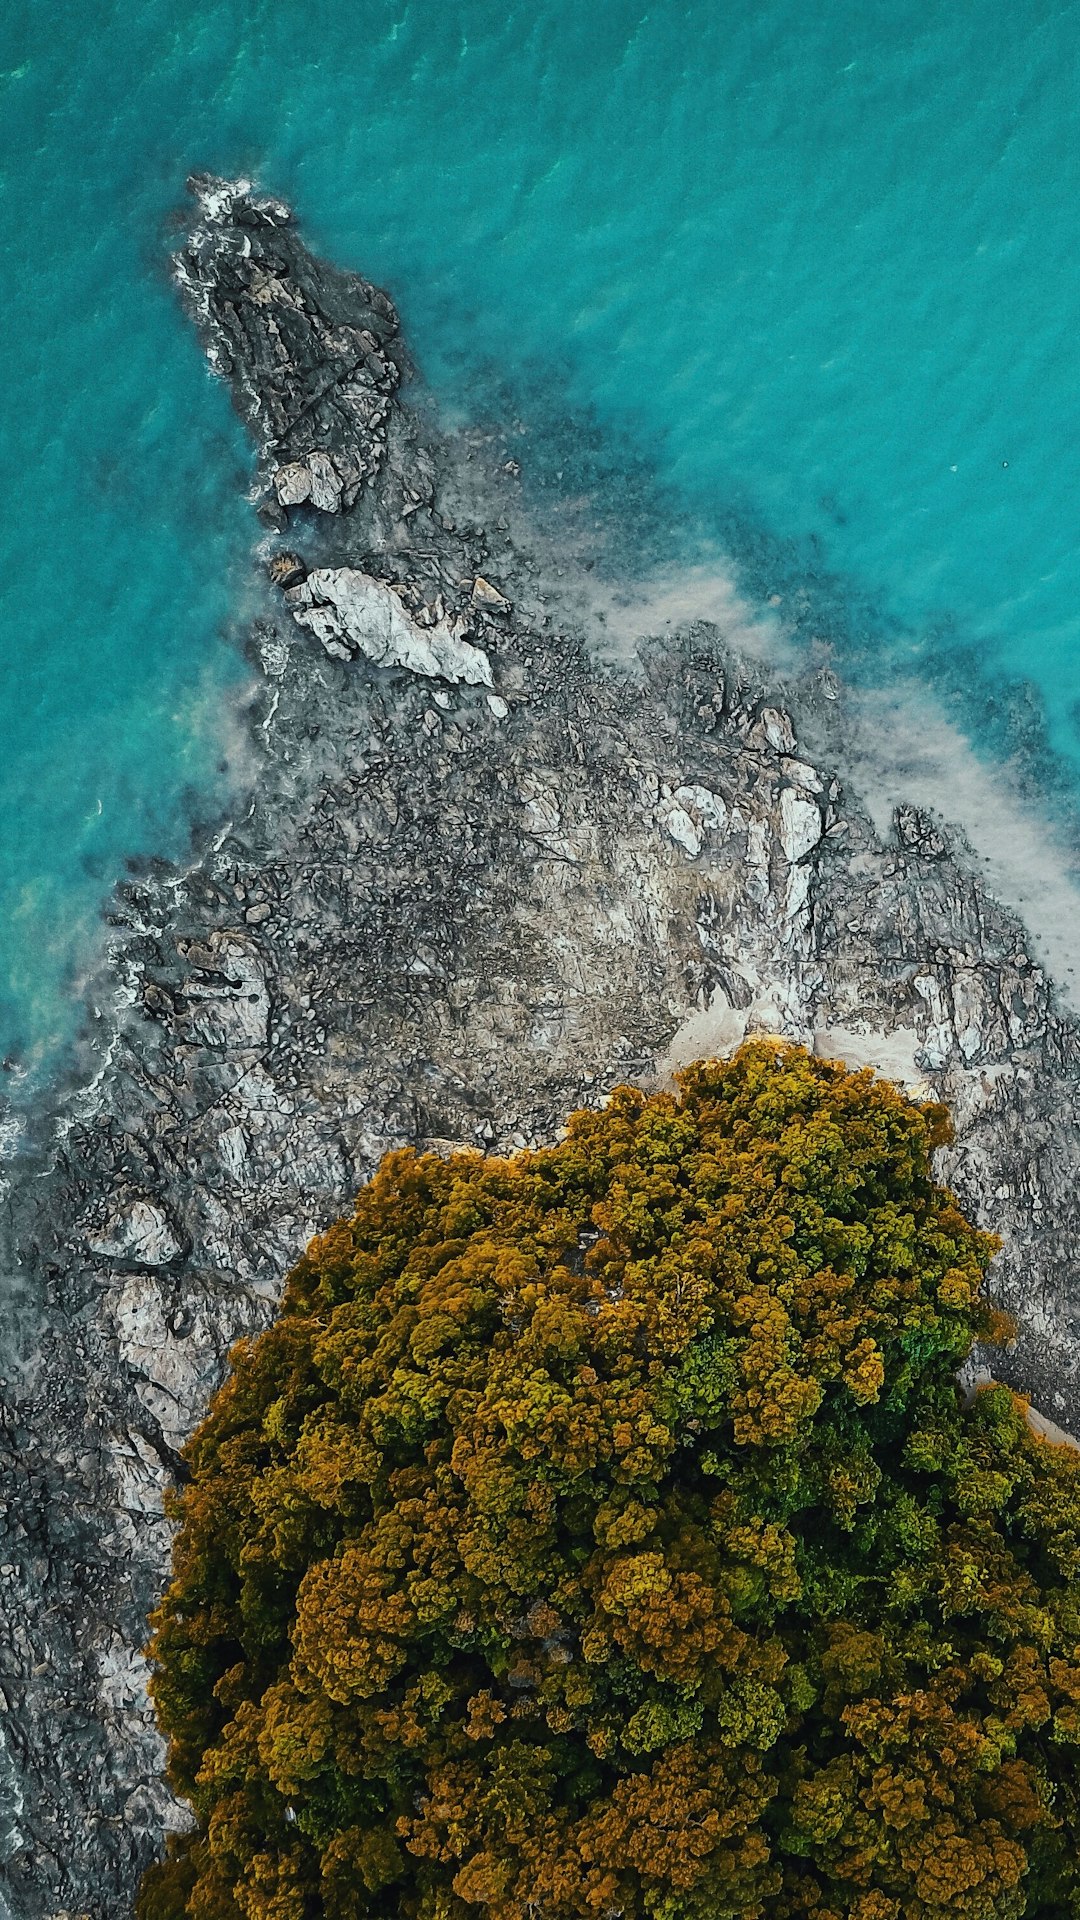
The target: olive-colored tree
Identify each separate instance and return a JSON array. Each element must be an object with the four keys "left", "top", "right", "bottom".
[{"left": 140, "top": 1041, "right": 1080, "bottom": 1920}]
